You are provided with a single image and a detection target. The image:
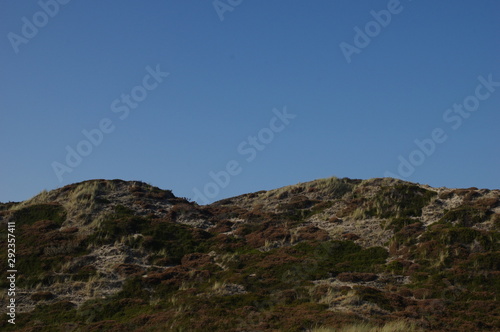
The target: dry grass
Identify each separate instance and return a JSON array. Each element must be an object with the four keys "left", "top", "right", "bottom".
[
  {"left": 85, "top": 275, "right": 102, "bottom": 297},
  {"left": 265, "top": 176, "right": 351, "bottom": 199},
  {"left": 311, "top": 319, "right": 422, "bottom": 332},
  {"left": 351, "top": 207, "right": 368, "bottom": 220},
  {"left": 65, "top": 181, "right": 101, "bottom": 220},
  {"left": 214, "top": 252, "right": 239, "bottom": 270},
  {"left": 318, "top": 287, "right": 342, "bottom": 306},
  {"left": 12, "top": 189, "right": 50, "bottom": 210},
  {"left": 89, "top": 212, "right": 108, "bottom": 230},
  {"left": 212, "top": 281, "right": 226, "bottom": 291}
]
